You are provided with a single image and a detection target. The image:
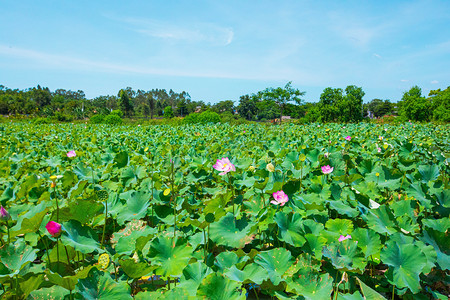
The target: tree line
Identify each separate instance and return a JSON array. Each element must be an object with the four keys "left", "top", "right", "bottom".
[{"left": 0, "top": 83, "right": 448, "bottom": 123}]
